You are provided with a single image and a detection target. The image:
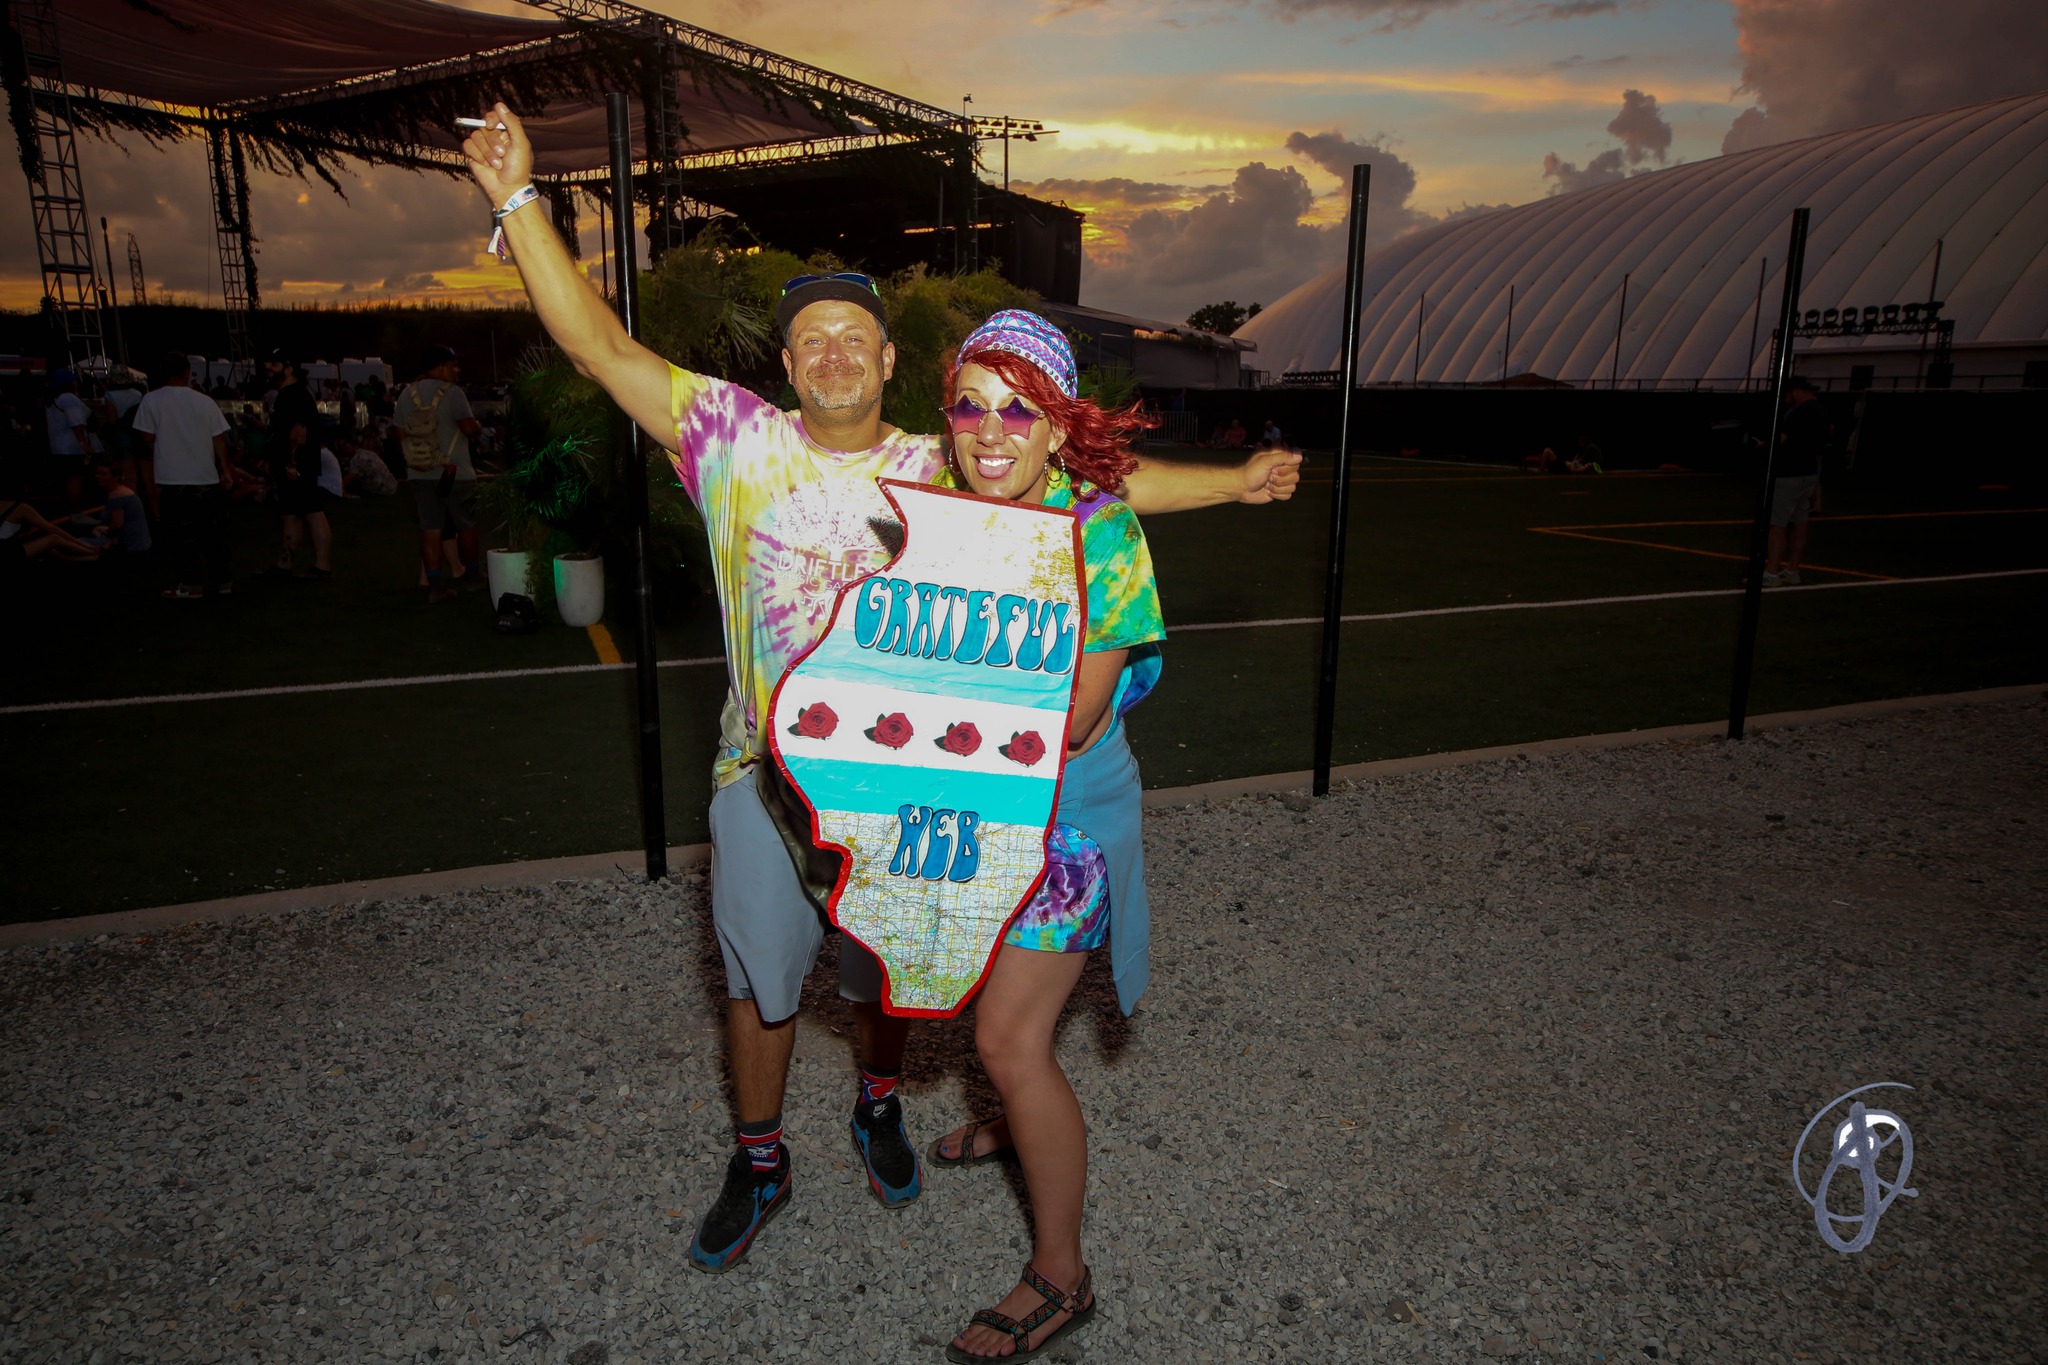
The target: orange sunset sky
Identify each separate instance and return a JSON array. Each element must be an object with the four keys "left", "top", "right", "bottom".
[{"left": 1, "top": 0, "right": 2038, "bottom": 325}]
